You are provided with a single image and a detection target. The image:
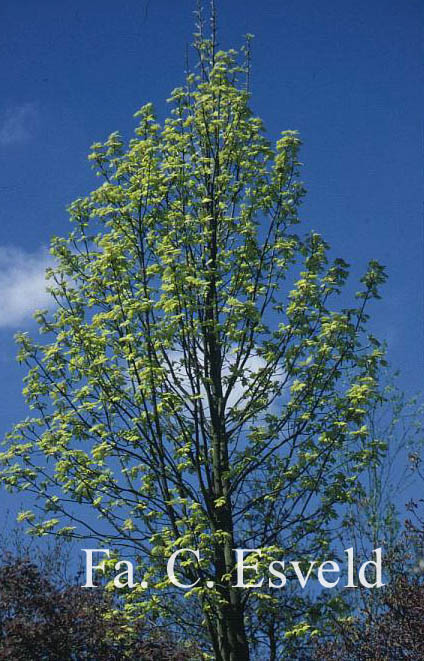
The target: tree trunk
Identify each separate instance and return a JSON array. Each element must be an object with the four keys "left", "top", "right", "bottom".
[
  {"left": 217, "top": 593, "right": 250, "bottom": 661},
  {"left": 209, "top": 504, "right": 250, "bottom": 660},
  {"left": 202, "top": 180, "right": 250, "bottom": 660}
]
